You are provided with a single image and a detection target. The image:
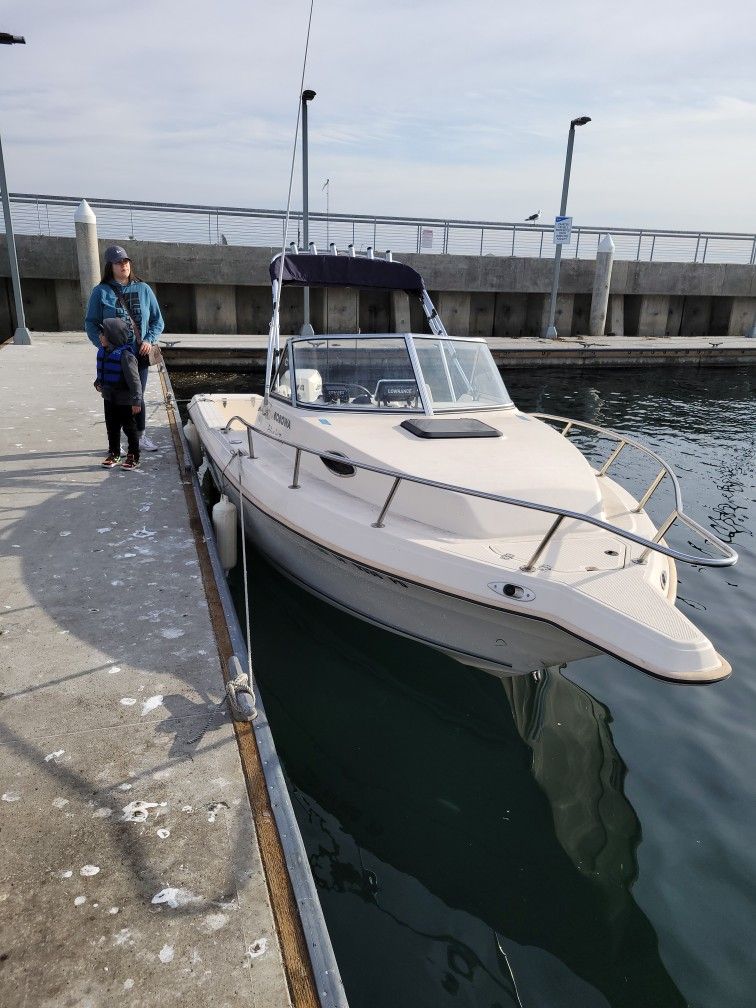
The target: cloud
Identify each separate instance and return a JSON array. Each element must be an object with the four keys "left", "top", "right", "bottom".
[{"left": 2, "top": 0, "right": 755, "bottom": 231}]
